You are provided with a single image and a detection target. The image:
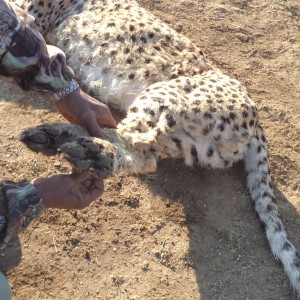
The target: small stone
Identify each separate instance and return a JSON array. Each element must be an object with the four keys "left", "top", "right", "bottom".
[
  {"left": 236, "top": 33, "right": 250, "bottom": 43},
  {"left": 54, "top": 160, "right": 61, "bottom": 167}
]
